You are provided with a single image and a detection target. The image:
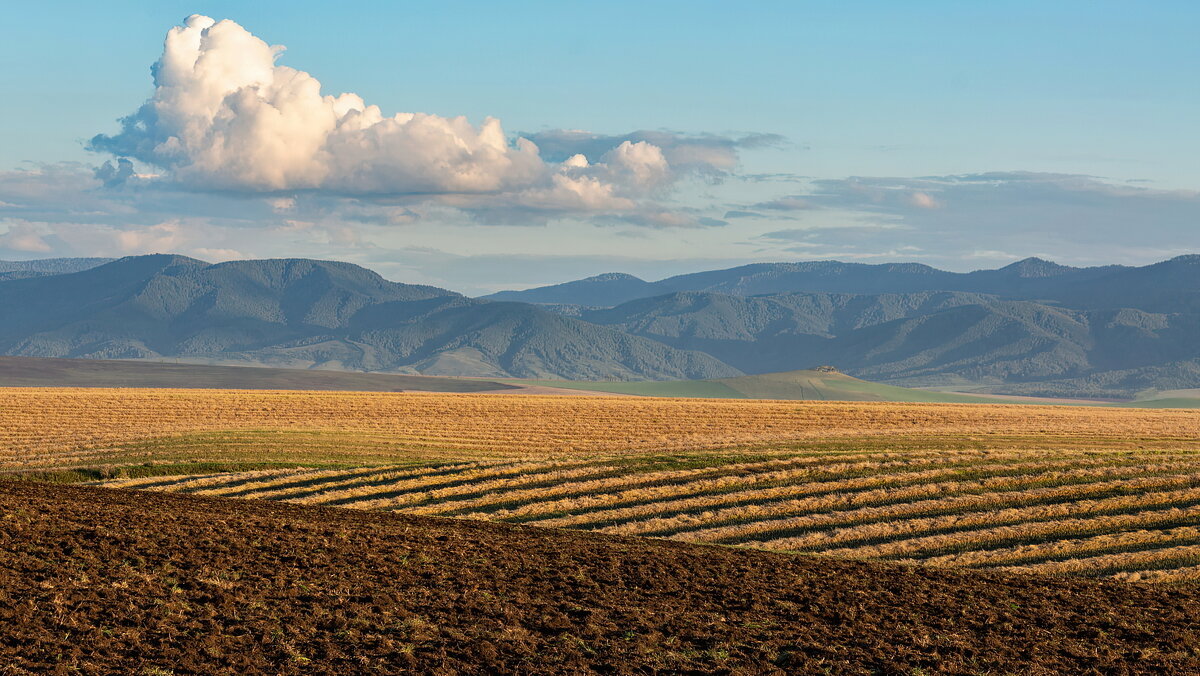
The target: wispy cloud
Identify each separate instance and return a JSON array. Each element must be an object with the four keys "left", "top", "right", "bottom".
[
  {"left": 745, "top": 171, "right": 1200, "bottom": 268},
  {"left": 750, "top": 196, "right": 812, "bottom": 211},
  {"left": 521, "top": 129, "right": 785, "bottom": 179}
]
